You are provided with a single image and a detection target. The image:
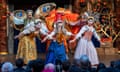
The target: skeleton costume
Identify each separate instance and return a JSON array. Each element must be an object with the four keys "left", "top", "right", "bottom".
[{"left": 74, "top": 17, "right": 100, "bottom": 65}]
